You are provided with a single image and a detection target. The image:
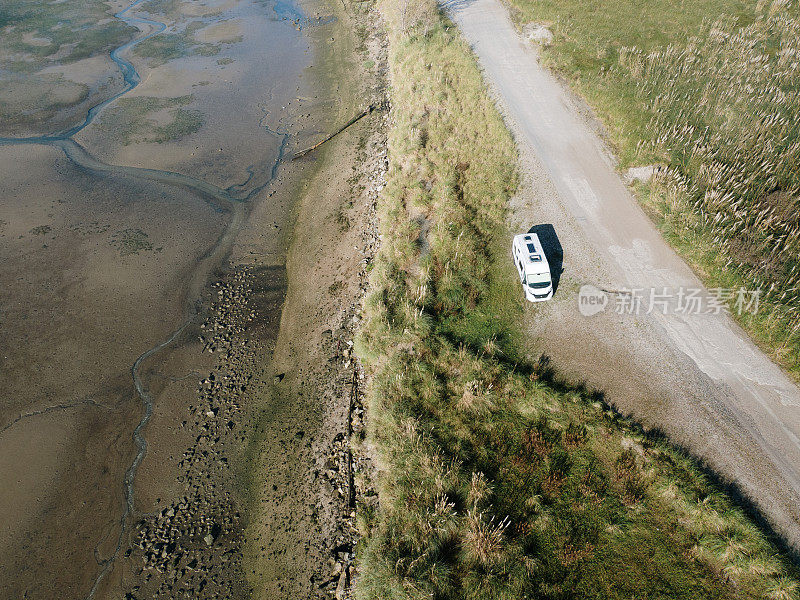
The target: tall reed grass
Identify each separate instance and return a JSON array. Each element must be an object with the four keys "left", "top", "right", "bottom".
[
  {"left": 506, "top": 0, "right": 799, "bottom": 372},
  {"left": 617, "top": 2, "right": 800, "bottom": 353}
]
